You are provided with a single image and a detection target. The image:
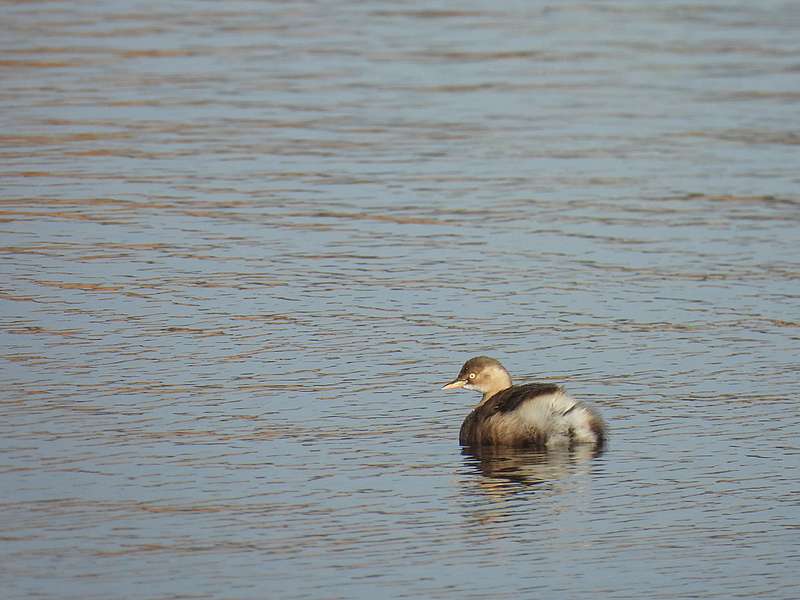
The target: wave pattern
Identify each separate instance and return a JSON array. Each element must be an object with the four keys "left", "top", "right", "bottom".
[{"left": 1, "top": 1, "right": 799, "bottom": 599}]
